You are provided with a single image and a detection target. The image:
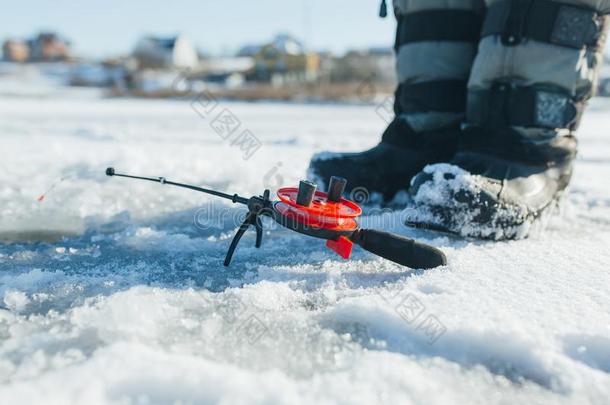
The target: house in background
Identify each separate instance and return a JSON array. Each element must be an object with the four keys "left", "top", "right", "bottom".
[
  {"left": 198, "top": 56, "right": 254, "bottom": 88},
  {"left": 3, "top": 32, "right": 70, "bottom": 62},
  {"left": 328, "top": 47, "right": 395, "bottom": 83},
  {"left": 28, "top": 32, "right": 70, "bottom": 61},
  {"left": 2, "top": 39, "right": 29, "bottom": 62},
  {"left": 236, "top": 44, "right": 262, "bottom": 58},
  {"left": 132, "top": 35, "right": 198, "bottom": 70},
  {"left": 248, "top": 34, "right": 320, "bottom": 85}
]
